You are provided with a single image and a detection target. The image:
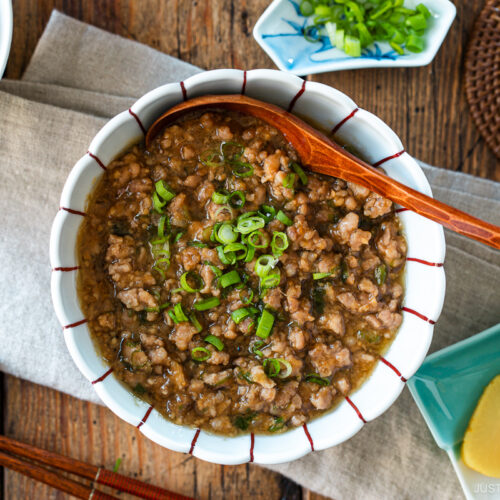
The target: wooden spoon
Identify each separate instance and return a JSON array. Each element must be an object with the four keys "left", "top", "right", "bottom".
[{"left": 146, "top": 94, "right": 500, "bottom": 250}]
